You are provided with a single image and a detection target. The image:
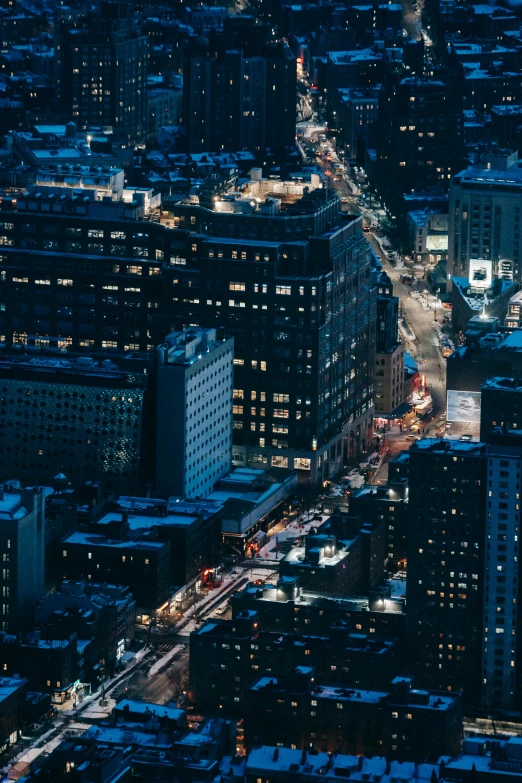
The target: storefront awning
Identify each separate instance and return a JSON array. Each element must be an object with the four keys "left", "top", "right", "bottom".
[{"left": 376, "top": 402, "right": 412, "bottom": 420}]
